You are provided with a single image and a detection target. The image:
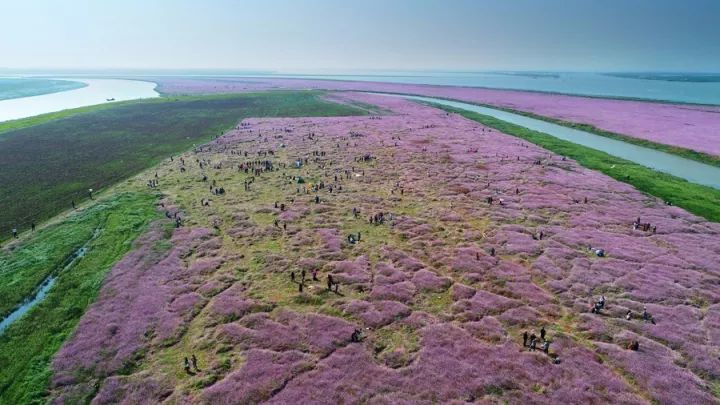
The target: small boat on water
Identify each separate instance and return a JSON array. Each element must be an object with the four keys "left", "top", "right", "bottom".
[{"left": 106, "top": 97, "right": 115, "bottom": 101}]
